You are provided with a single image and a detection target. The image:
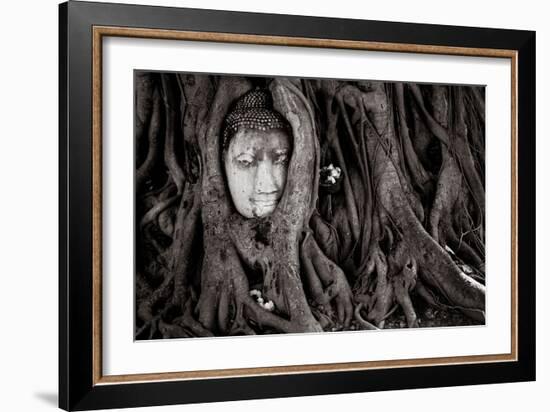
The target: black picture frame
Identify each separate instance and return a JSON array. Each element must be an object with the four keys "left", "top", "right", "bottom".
[{"left": 59, "top": 1, "right": 536, "bottom": 410}]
